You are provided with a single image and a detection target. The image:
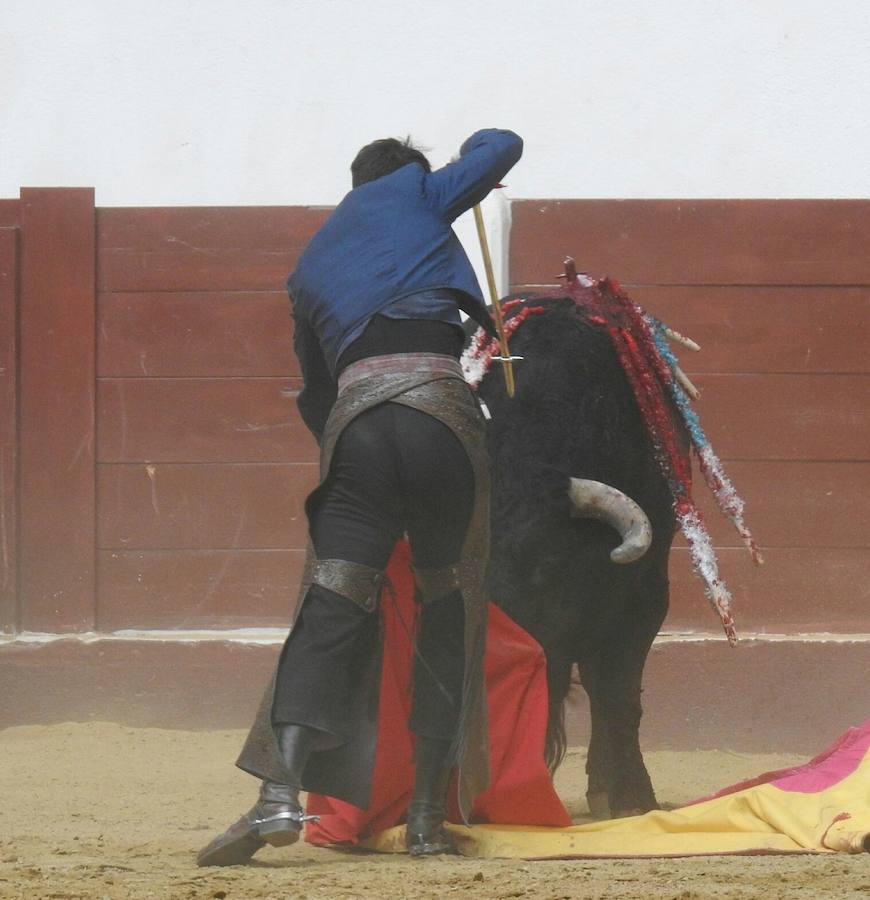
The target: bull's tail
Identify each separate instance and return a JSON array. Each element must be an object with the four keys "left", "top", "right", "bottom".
[{"left": 544, "top": 663, "right": 573, "bottom": 773}]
